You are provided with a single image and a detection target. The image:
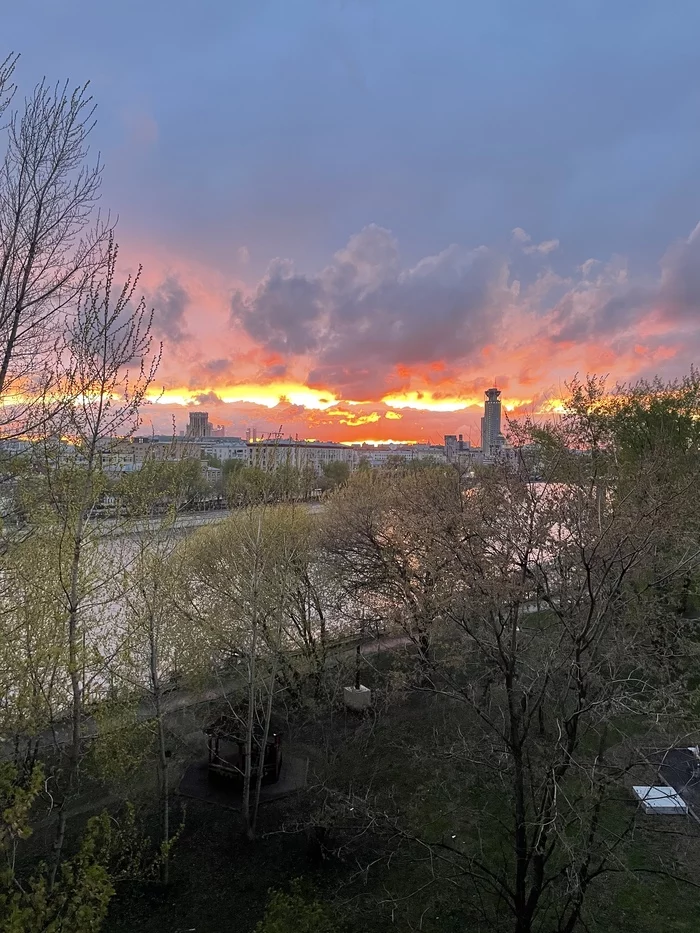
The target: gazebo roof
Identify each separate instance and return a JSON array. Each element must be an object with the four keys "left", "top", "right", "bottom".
[{"left": 204, "top": 713, "right": 280, "bottom": 743}]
